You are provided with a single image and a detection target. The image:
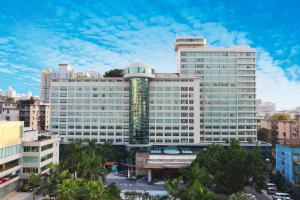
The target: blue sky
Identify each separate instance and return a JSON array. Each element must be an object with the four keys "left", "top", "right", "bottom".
[{"left": 0, "top": 0, "right": 300, "bottom": 110}]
